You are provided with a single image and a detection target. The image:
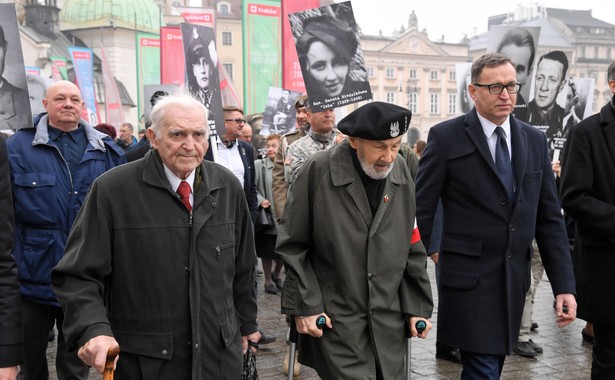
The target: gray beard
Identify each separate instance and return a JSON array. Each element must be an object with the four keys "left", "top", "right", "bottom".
[{"left": 360, "top": 159, "right": 393, "bottom": 180}]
